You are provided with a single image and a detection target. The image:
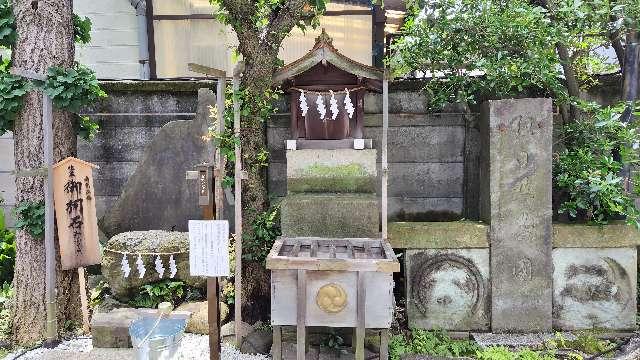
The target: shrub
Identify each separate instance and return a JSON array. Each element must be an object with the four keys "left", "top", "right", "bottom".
[
  {"left": 130, "top": 280, "right": 204, "bottom": 309},
  {"left": 243, "top": 205, "right": 281, "bottom": 262},
  {"left": 389, "top": 329, "right": 480, "bottom": 360},
  {"left": 554, "top": 102, "right": 640, "bottom": 227}
]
